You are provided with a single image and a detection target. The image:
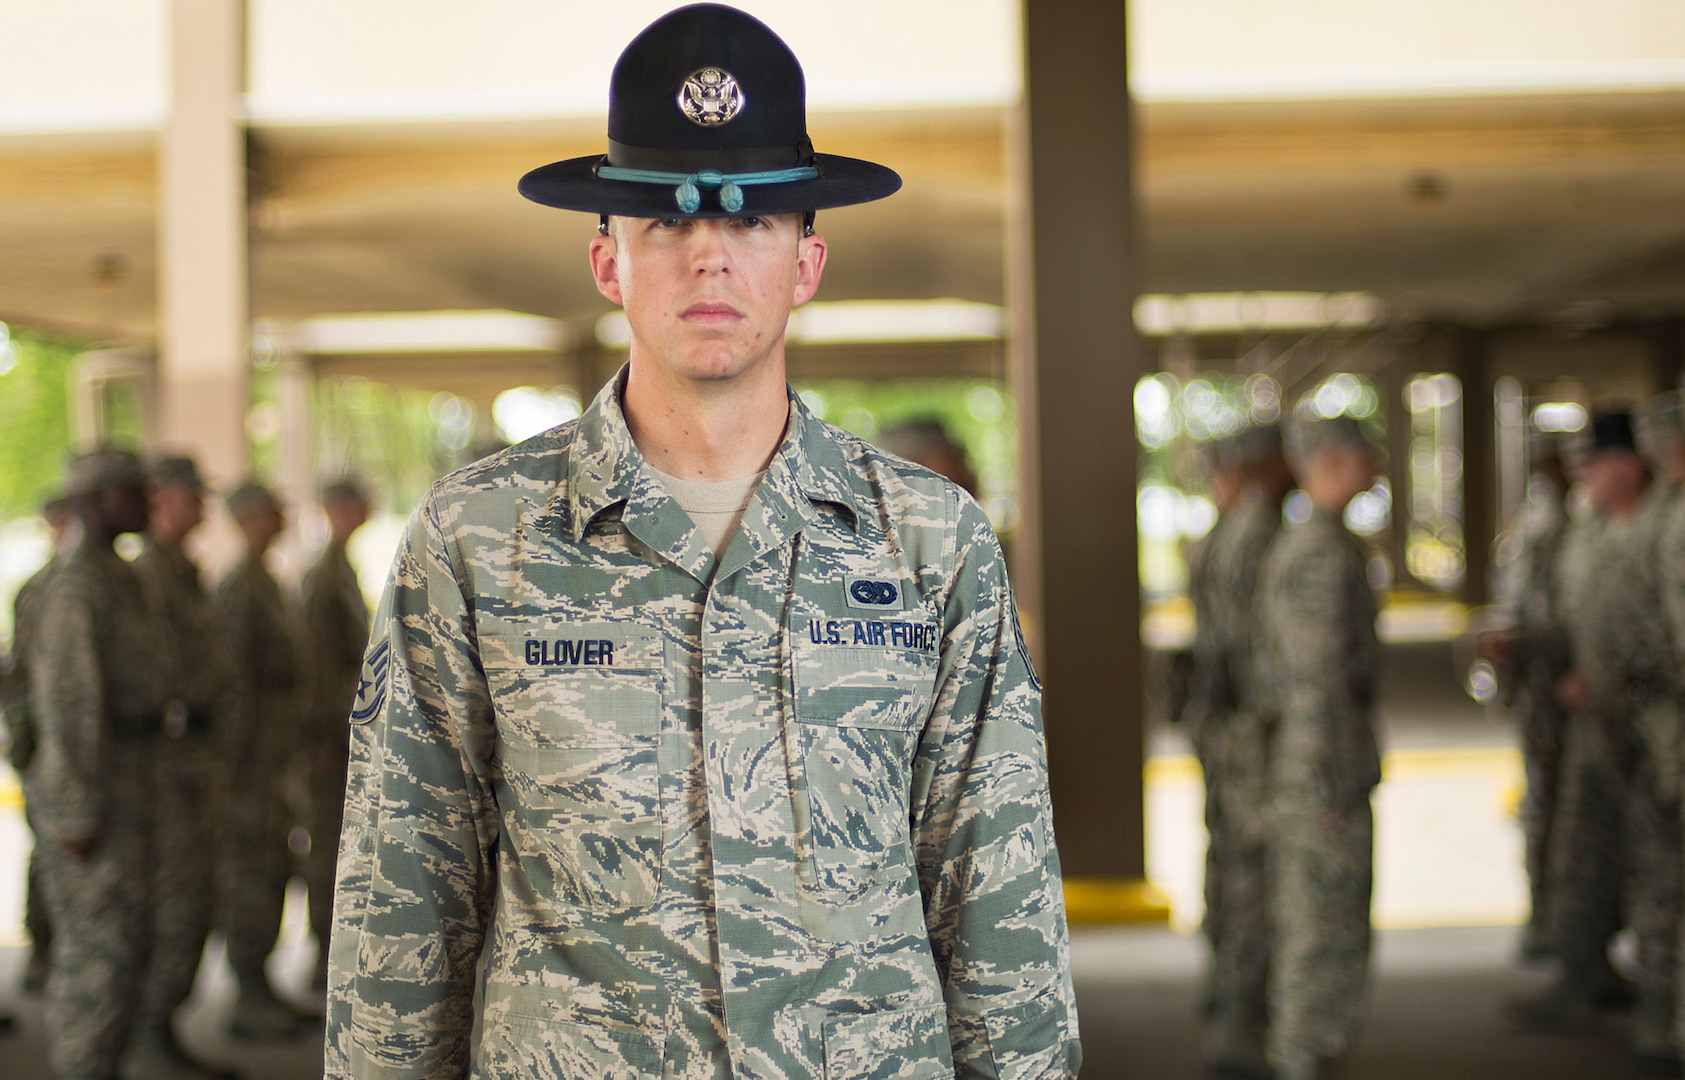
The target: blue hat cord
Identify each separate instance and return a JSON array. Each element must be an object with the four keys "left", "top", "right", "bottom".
[{"left": 596, "top": 164, "right": 819, "bottom": 213}]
